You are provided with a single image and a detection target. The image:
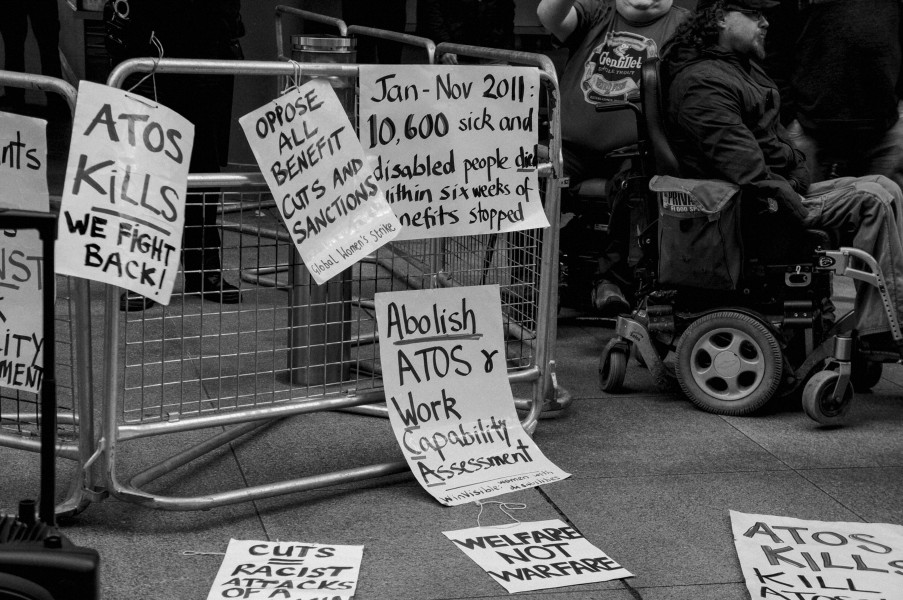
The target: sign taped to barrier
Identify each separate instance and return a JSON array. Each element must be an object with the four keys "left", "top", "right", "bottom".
[
  {"left": 205, "top": 539, "right": 363, "bottom": 600},
  {"left": 0, "top": 112, "right": 50, "bottom": 393},
  {"left": 239, "top": 80, "right": 401, "bottom": 285},
  {"left": 730, "top": 511, "right": 903, "bottom": 600},
  {"left": 444, "top": 519, "right": 632, "bottom": 593},
  {"left": 375, "top": 285, "right": 568, "bottom": 505},
  {"left": 57, "top": 81, "right": 193, "bottom": 305},
  {"left": 360, "top": 65, "right": 549, "bottom": 240}
]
